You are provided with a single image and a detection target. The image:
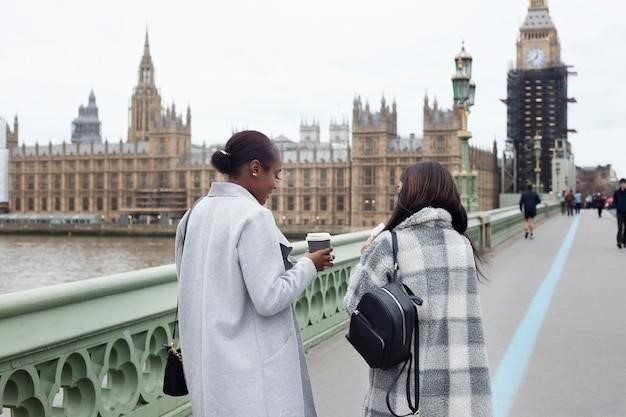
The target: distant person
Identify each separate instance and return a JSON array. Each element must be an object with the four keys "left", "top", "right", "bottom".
[
  {"left": 520, "top": 183, "right": 541, "bottom": 239},
  {"left": 613, "top": 178, "right": 626, "bottom": 249},
  {"left": 559, "top": 190, "right": 566, "bottom": 215},
  {"left": 574, "top": 190, "right": 583, "bottom": 214},
  {"left": 565, "top": 190, "right": 575, "bottom": 216},
  {"left": 593, "top": 193, "right": 606, "bottom": 218}
]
